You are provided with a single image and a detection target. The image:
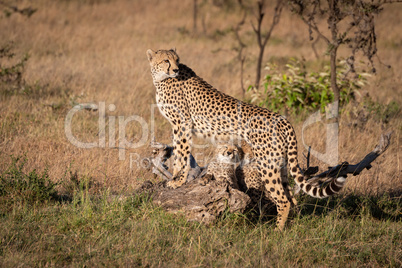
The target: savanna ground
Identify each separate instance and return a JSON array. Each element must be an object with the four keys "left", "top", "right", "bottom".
[{"left": 0, "top": 0, "right": 401, "bottom": 266}]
